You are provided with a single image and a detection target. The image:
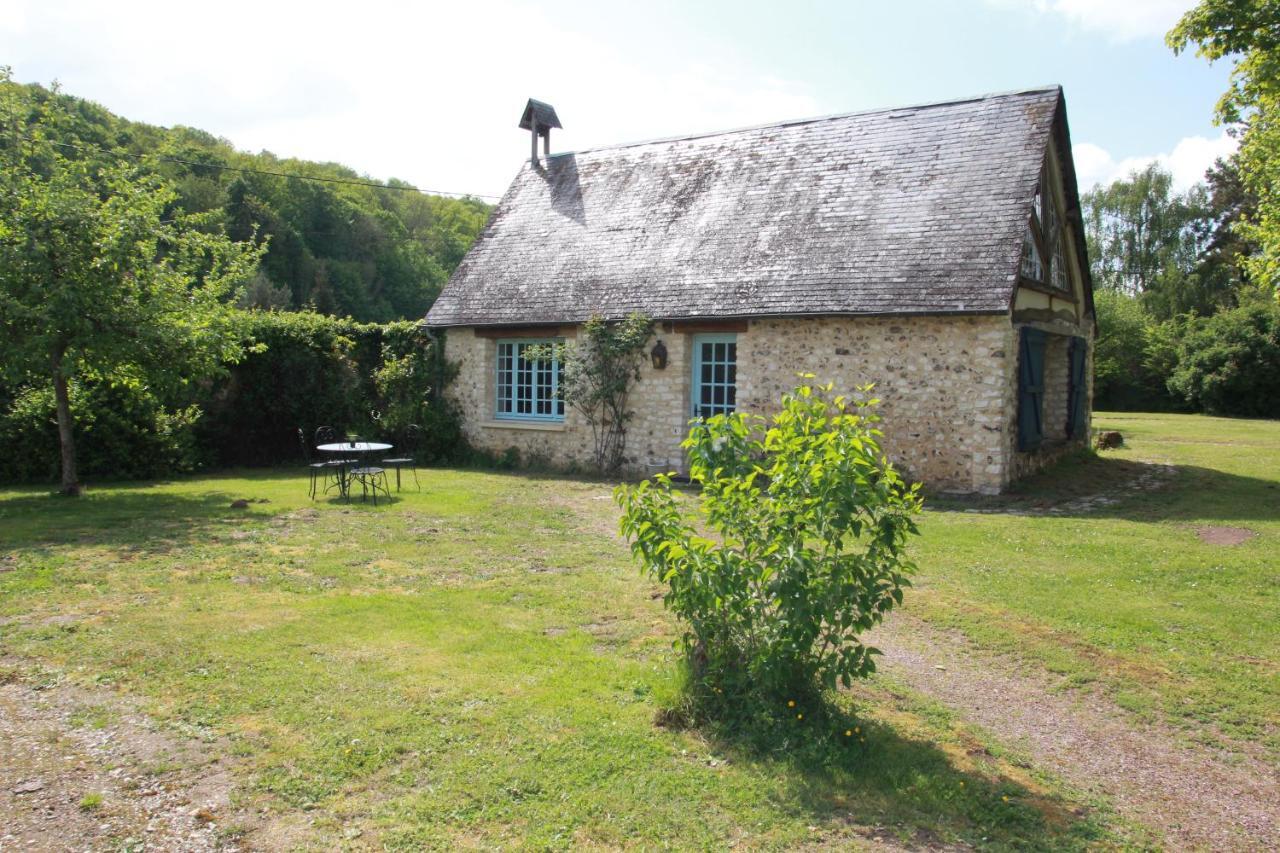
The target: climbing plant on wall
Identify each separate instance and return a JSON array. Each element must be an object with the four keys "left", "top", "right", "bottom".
[{"left": 527, "top": 313, "right": 652, "bottom": 473}]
